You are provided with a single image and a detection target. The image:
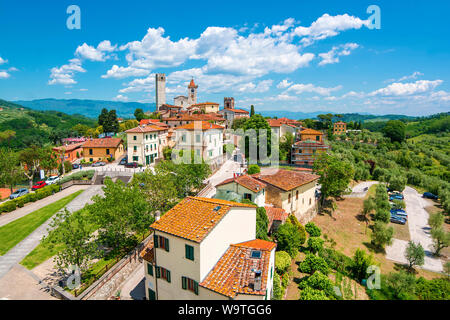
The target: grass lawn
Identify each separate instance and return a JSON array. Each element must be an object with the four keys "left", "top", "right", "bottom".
[{"left": 0, "top": 190, "right": 83, "bottom": 256}]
